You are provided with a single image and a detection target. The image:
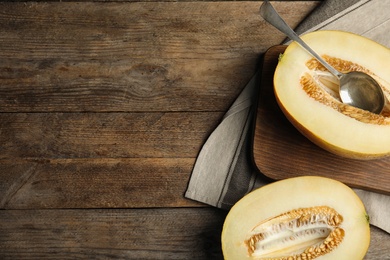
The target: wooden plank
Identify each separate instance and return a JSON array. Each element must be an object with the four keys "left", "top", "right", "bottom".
[
  {"left": 0, "top": 1, "right": 320, "bottom": 112},
  {"left": 0, "top": 112, "right": 222, "bottom": 159},
  {"left": 0, "top": 208, "right": 388, "bottom": 259},
  {"left": 0, "top": 208, "right": 226, "bottom": 259},
  {"left": 0, "top": 158, "right": 201, "bottom": 209}
]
